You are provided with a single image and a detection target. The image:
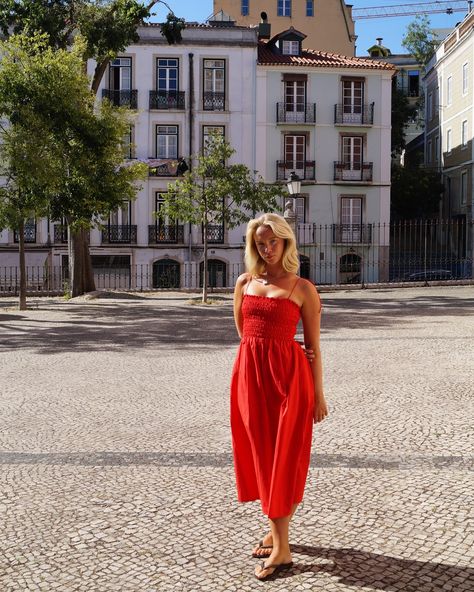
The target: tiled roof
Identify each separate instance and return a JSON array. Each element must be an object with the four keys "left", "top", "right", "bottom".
[{"left": 258, "top": 44, "right": 397, "bottom": 71}]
